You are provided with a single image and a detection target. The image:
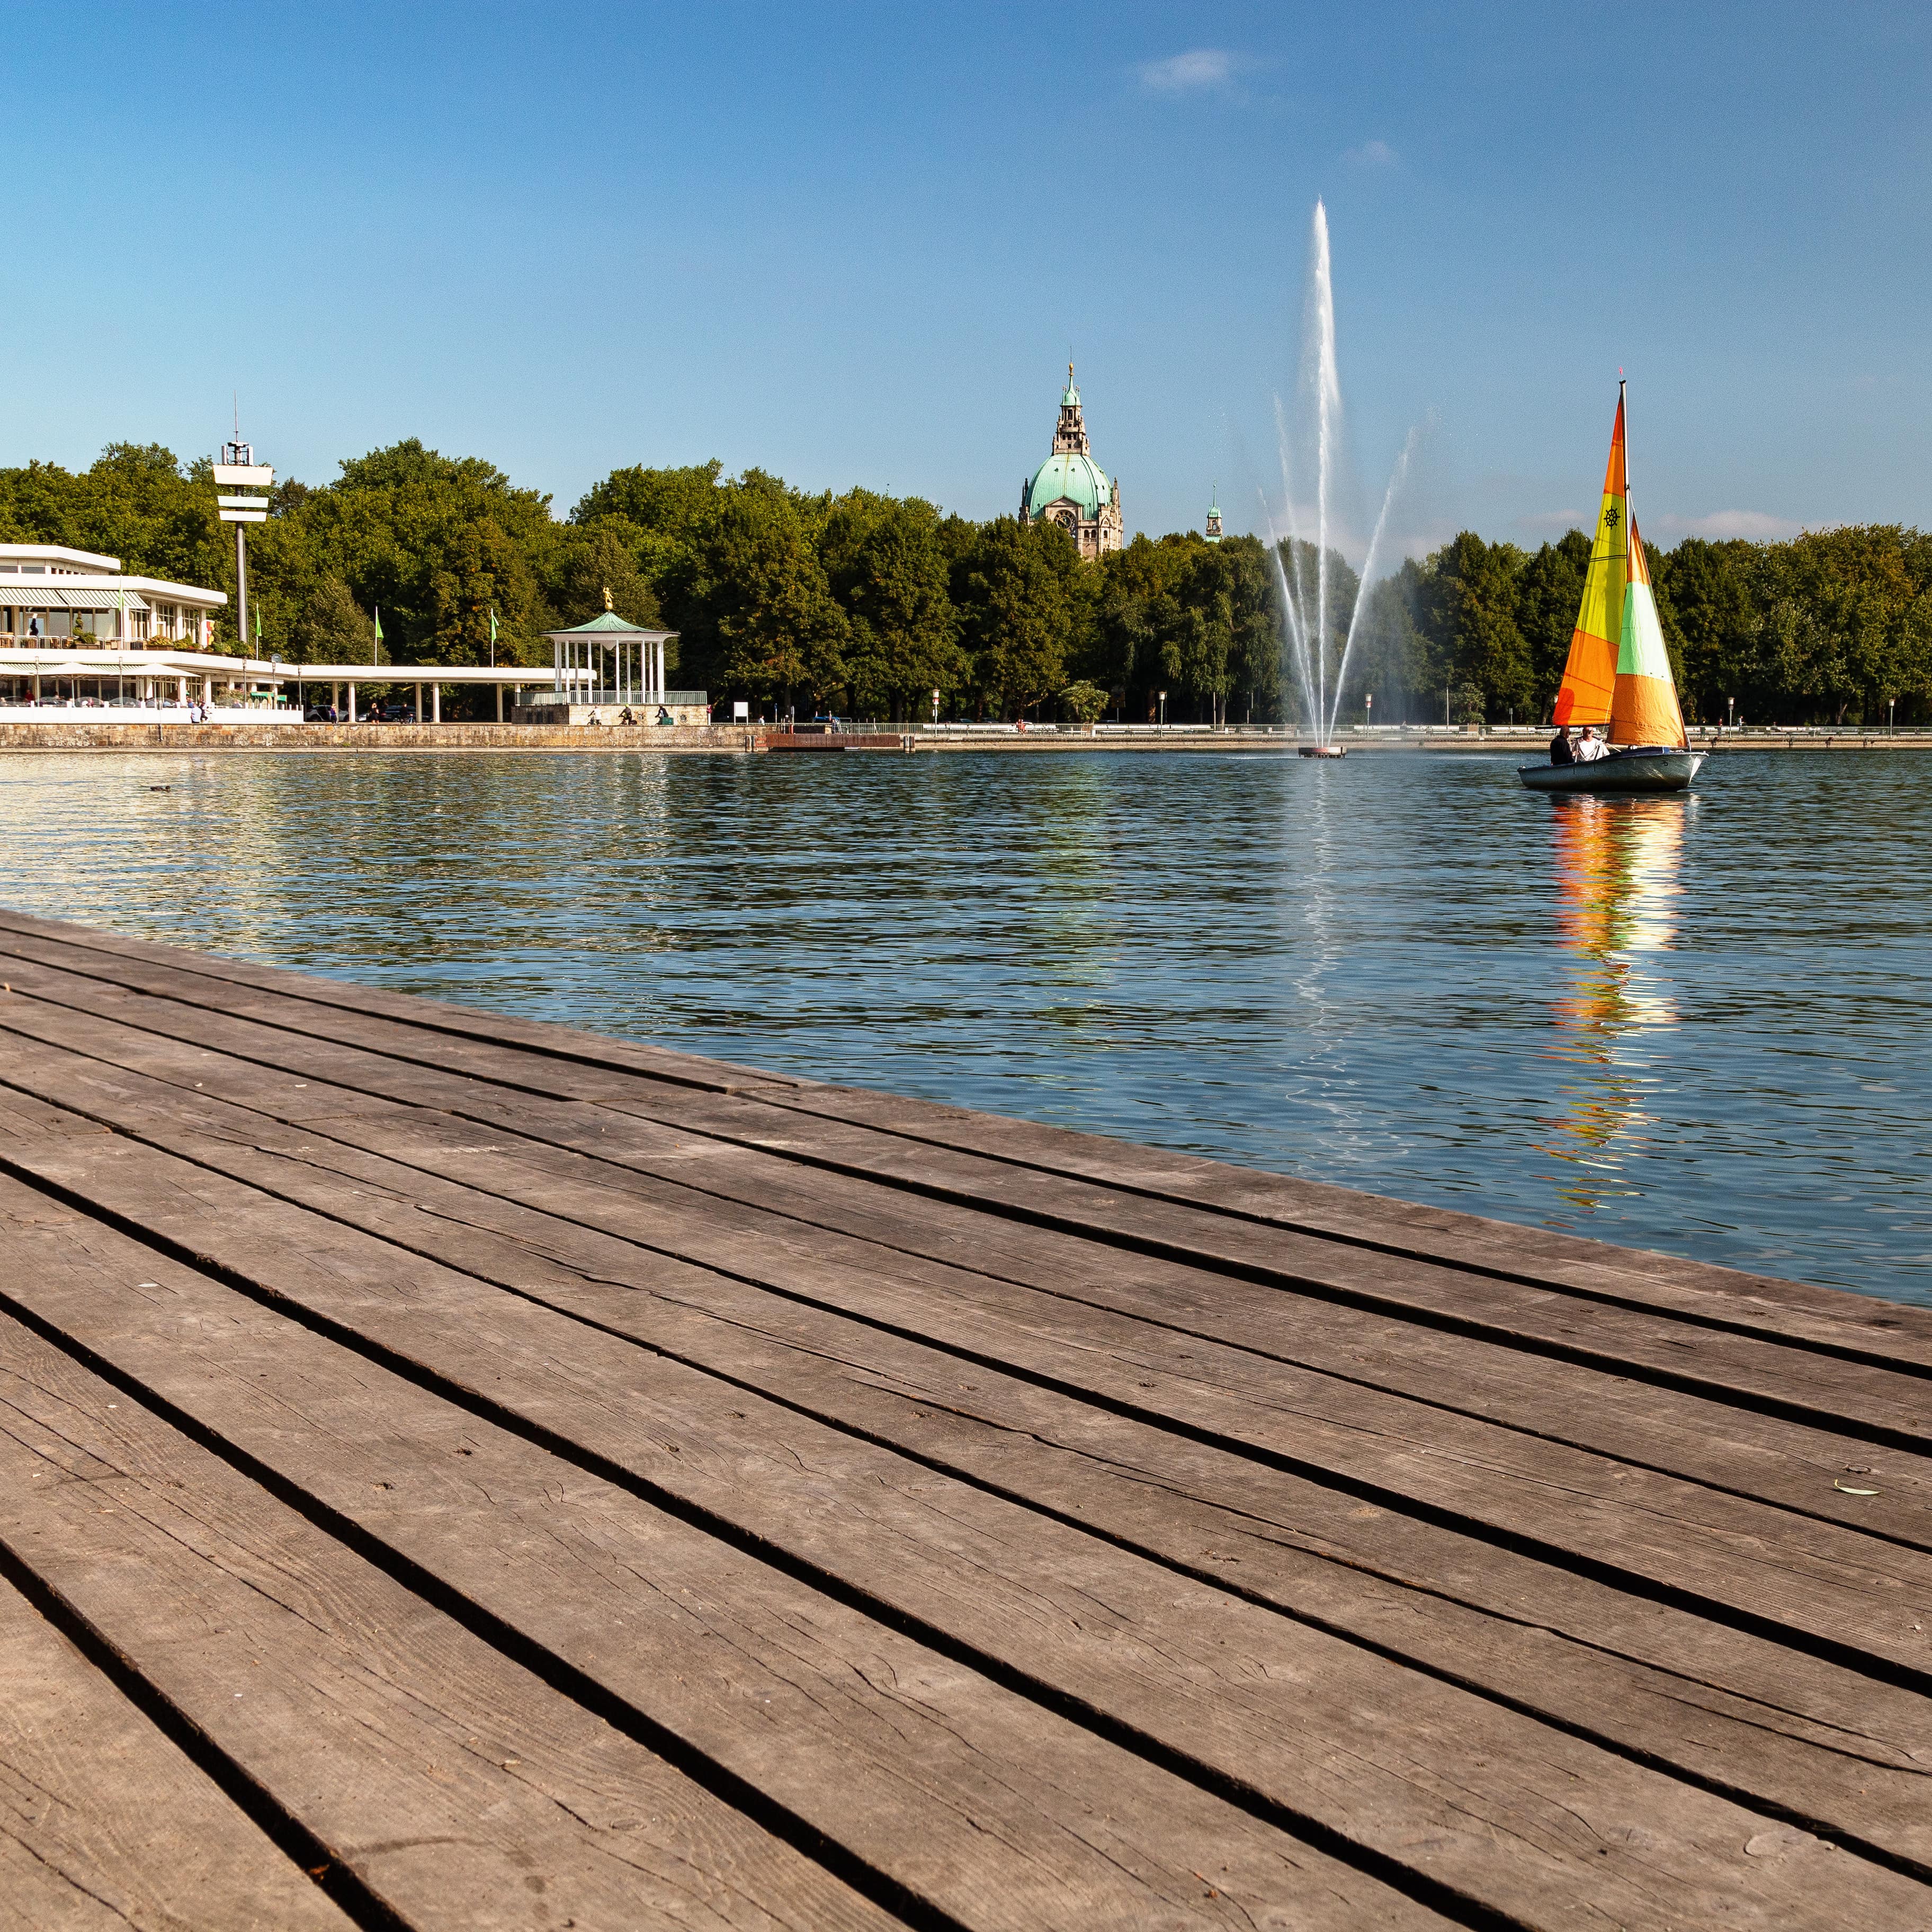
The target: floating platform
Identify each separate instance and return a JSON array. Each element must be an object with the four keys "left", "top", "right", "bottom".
[{"left": 1, "top": 908, "right": 1929, "bottom": 1929}]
